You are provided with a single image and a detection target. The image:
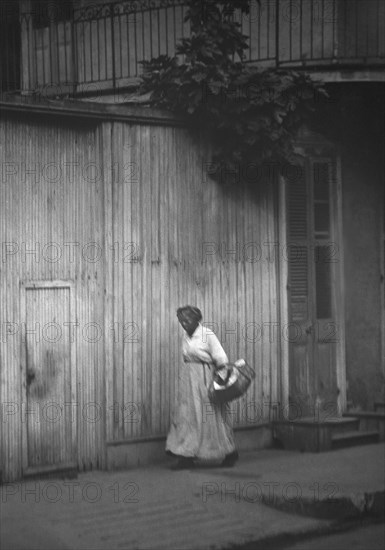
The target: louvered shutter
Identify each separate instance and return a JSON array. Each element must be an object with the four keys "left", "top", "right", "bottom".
[
  {"left": 286, "top": 155, "right": 338, "bottom": 417},
  {"left": 287, "top": 164, "right": 311, "bottom": 323},
  {"left": 312, "top": 159, "right": 334, "bottom": 320}
]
